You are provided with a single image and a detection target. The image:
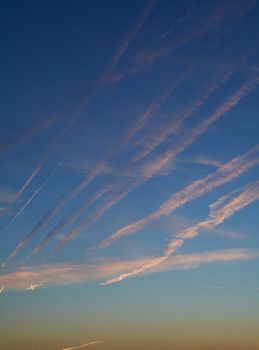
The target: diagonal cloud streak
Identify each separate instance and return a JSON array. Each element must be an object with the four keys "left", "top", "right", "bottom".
[
  {"left": 1, "top": 249, "right": 258, "bottom": 291},
  {"left": 141, "top": 76, "right": 259, "bottom": 178},
  {"left": 36, "top": 57, "right": 215, "bottom": 250},
  {"left": 4, "top": 1, "right": 155, "bottom": 258},
  {"left": 108, "top": 0, "right": 255, "bottom": 84},
  {"left": 98, "top": 142, "right": 259, "bottom": 250},
  {"left": 62, "top": 341, "right": 101, "bottom": 350},
  {"left": 100, "top": 239, "right": 184, "bottom": 285},
  {"left": 0, "top": 162, "right": 62, "bottom": 240},
  {"left": 56, "top": 75, "right": 259, "bottom": 251},
  {"left": 131, "top": 59, "right": 244, "bottom": 163},
  {"left": 102, "top": 180, "right": 259, "bottom": 283},
  {"left": 11, "top": 0, "right": 253, "bottom": 255},
  {"left": 0, "top": 114, "right": 60, "bottom": 156},
  {"left": 176, "top": 180, "right": 259, "bottom": 239},
  {"left": 33, "top": 182, "right": 114, "bottom": 254},
  {"left": 54, "top": 179, "right": 141, "bottom": 251}
]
